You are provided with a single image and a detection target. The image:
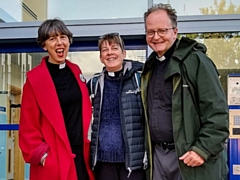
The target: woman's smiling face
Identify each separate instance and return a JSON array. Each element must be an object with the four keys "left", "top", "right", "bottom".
[
  {"left": 99, "top": 40, "right": 126, "bottom": 72},
  {"left": 43, "top": 32, "right": 70, "bottom": 64}
]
